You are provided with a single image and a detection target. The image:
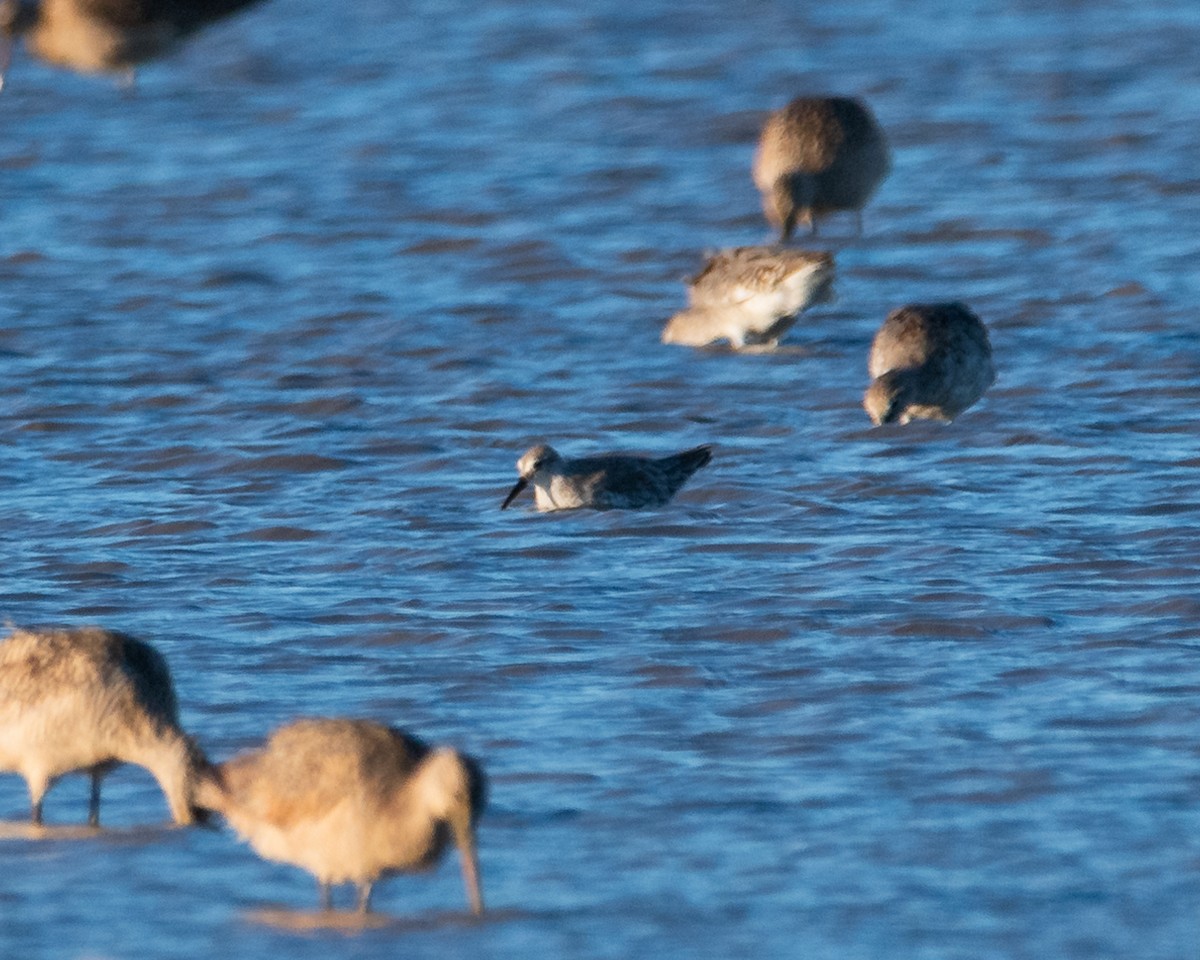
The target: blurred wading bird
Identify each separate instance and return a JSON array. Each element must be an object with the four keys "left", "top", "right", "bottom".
[
  {"left": 502, "top": 443, "right": 713, "bottom": 512},
  {"left": 661, "top": 246, "right": 835, "bottom": 349},
  {"left": 195, "top": 718, "right": 486, "bottom": 915},
  {"left": 863, "top": 302, "right": 995, "bottom": 426},
  {"left": 753, "top": 95, "right": 891, "bottom": 239},
  {"left": 0, "top": 625, "right": 208, "bottom": 827},
  {"left": 0, "top": 0, "right": 266, "bottom": 89}
]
